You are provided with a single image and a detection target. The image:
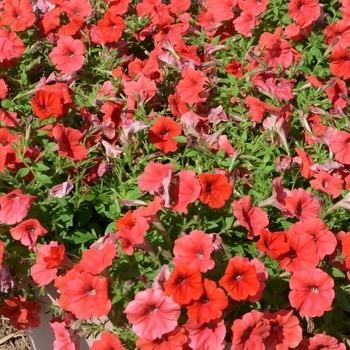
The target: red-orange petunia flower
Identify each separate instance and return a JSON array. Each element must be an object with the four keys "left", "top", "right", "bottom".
[
  {"left": 52, "top": 124, "right": 88, "bottom": 162},
  {"left": 98, "top": 10, "right": 125, "bottom": 43},
  {"left": 10, "top": 219, "right": 47, "bottom": 250},
  {"left": 90, "top": 332, "right": 125, "bottom": 350},
  {"left": 256, "top": 229, "right": 290, "bottom": 259},
  {"left": 0, "top": 296, "right": 40, "bottom": 330},
  {"left": 0, "top": 190, "right": 36, "bottom": 225},
  {"left": 233, "top": 195, "right": 269, "bottom": 240},
  {"left": 148, "top": 116, "right": 182, "bottom": 154},
  {"left": 329, "top": 46, "right": 350, "bottom": 80},
  {"left": 289, "top": 268, "right": 334, "bottom": 317},
  {"left": 288, "top": 0, "right": 320, "bottom": 28},
  {"left": 164, "top": 264, "right": 204, "bottom": 305},
  {"left": 329, "top": 129, "right": 350, "bottom": 165},
  {"left": 173, "top": 230, "right": 215, "bottom": 273},
  {"left": 55, "top": 265, "right": 112, "bottom": 320},
  {"left": 1, "top": 0, "right": 36, "bottom": 32},
  {"left": 198, "top": 173, "right": 232, "bottom": 209},
  {"left": 219, "top": 256, "right": 260, "bottom": 301},
  {"left": 186, "top": 278, "right": 228, "bottom": 324},
  {"left": 31, "top": 90, "right": 66, "bottom": 120},
  {"left": 176, "top": 68, "right": 208, "bottom": 105}
]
